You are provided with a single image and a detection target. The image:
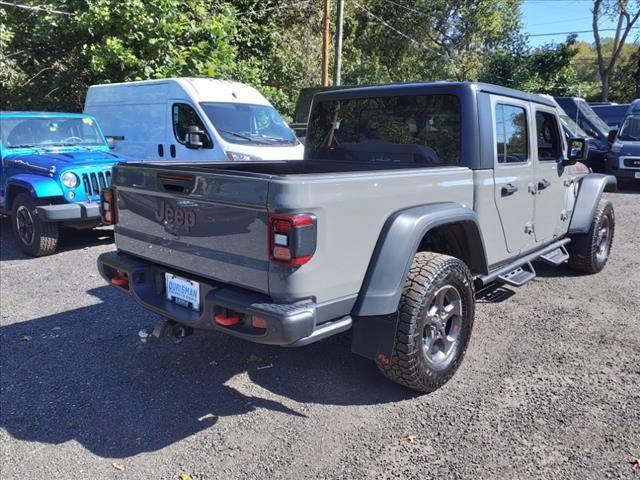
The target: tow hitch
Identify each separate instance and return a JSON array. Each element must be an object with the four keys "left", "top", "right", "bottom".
[{"left": 139, "top": 319, "right": 194, "bottom": 342}]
